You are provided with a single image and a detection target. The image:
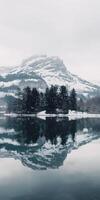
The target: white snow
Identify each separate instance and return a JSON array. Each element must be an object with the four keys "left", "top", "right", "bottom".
[
  {"left": 0, "top": 138, "right": 20, "bottom": 146},
  {"left": 0, "top": 127, "right": 14, "bottom": 134},
  {"left": 5, "top": 110, "right": 100, "bottom": 120},
  {"left": 7, "top": 55, "right": 99, "bottom": 95},
  {"left": 0, "top": 92, "right": 16, "bottom": 98},
  {"left": 4, "top": 113, "right": 18, "bottom": 117},
  {"left": 0, "top": 80, "right": 20, "bottom": 88},
  {"left": 36, "top": 110, "right": 100, "bottom": 120}
]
